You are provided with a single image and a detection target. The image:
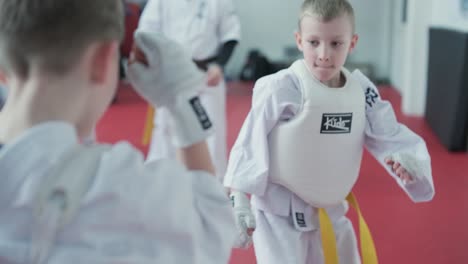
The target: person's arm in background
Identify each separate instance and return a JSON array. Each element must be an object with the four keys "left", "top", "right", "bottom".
[
  {"left": 177, "top": 139, "right": 215, "bottom": 175},
  {"left": 216, "top": 40, "right": 238, "bottom": 69},
  {"left": 205, "top": 40, "right": 238, "bottom": 86},
  {"left": 129, "top": 31, "right": 216, "bottom": 176},
  {"left": 135, "top": 0, "right": 217, "bottom": 174},
  {"left": 205, "top": 0, "right": 241, "bottom": 86}
]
